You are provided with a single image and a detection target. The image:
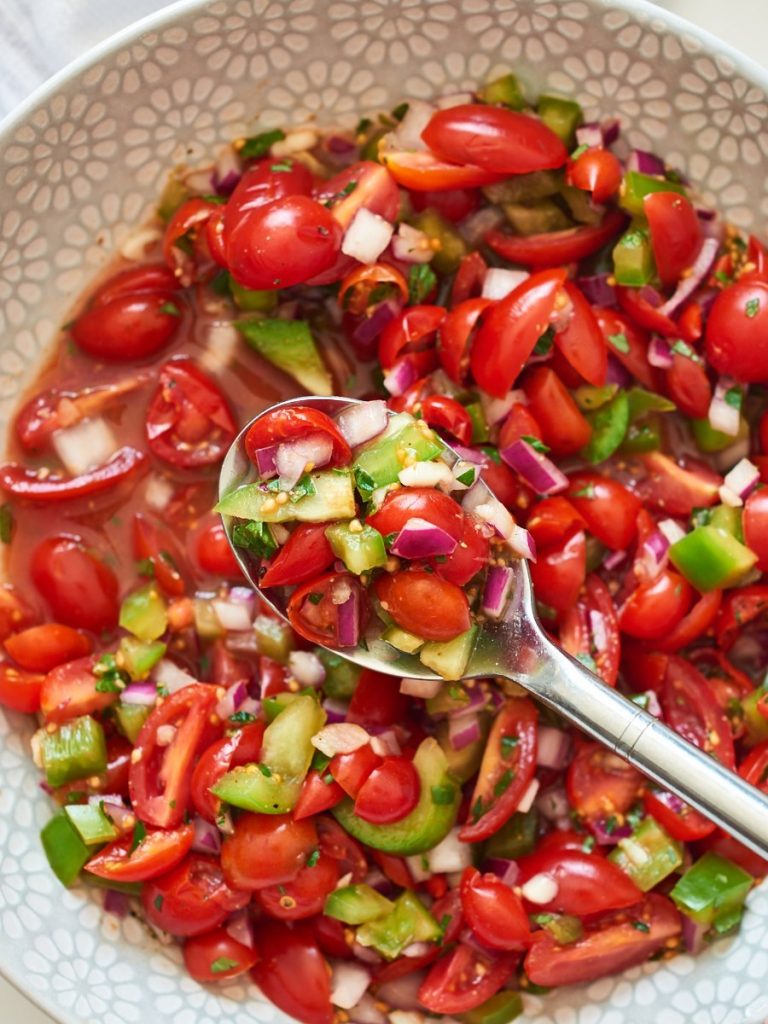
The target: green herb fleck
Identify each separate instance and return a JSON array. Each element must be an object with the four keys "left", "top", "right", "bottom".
[
  {"left": 66, "top": 791, "right": 86, "bottom": 804},
  {"left": 308, "top": 592, "right": 323, "bottom": 605},
  {"left": 494, "top": 768, "right": 515, "bottom": 798},
  {"left": 501, "top": 735, "right": 519, "bottom": 757},
  {"left": 632, "top": 920, "right": 650, "bottom": 932},
  {"left": 153, "top": 894, "right": 164, "bottom": 912},
  {"left": 129, "top": 821, "right": 147, "bottom": 853},
  {"left": 746, "top": 298, "right": 760, "bottom": 318},
  {"left": 724, "top": 386, "right": 742, "bottom": 410},
  {"left": 231, "top": 520, "right": 277, "bottom": 559},
  {"left": 306, "top": 848, "right": 320, "bottom": 868},
  {"left": 159, "top": 301, "right": 181, "bottom": 317},
  {"left": 572, "top": 483, "right": 596, "bottom": 499},
  {"left": 607, "top": 332, "right": 630, "bottom": 354},
  {"left": 210, "top": 957, "right": 240, "bottom": 974},
  {"left": 239, "top": 129, "right": 285, "bottom": 159},
  {"left": 271, "top": 161, "right": 293, "bottom": 173},
  {"left": 533, "top": 327, "right": 555, "bottom": 357},
  {"left": 257, "top": 763, "right": 273, "bottom": 777},
  {"left": 408, "top": 263, "right": 437, "bottom": 305},
  {"left": 570, "top": 144, "right": 589, "bottom": 160},
  {"left": 354, "top": 467, "right": 377, "bottom": 501},
  {"left": 136, "top": 558, "right": 155, "bottom": 578},
  {"left": 93, "top": 653, "right": 129, "bottom": 693},
  {"left": 456, "top": 468, "right": 477, "bottom": 487},
  {"left": 521, "top": 434, "right": 550, "bottom": 454},
  {"left": 581, "top": 835, "right": 596, "bottom": 853},
  {"left": 230, "top": 711, "right": 257, "bottom": 723},
  {"left": 290, "top": 473, "right": 316, "bottom": 503}
]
